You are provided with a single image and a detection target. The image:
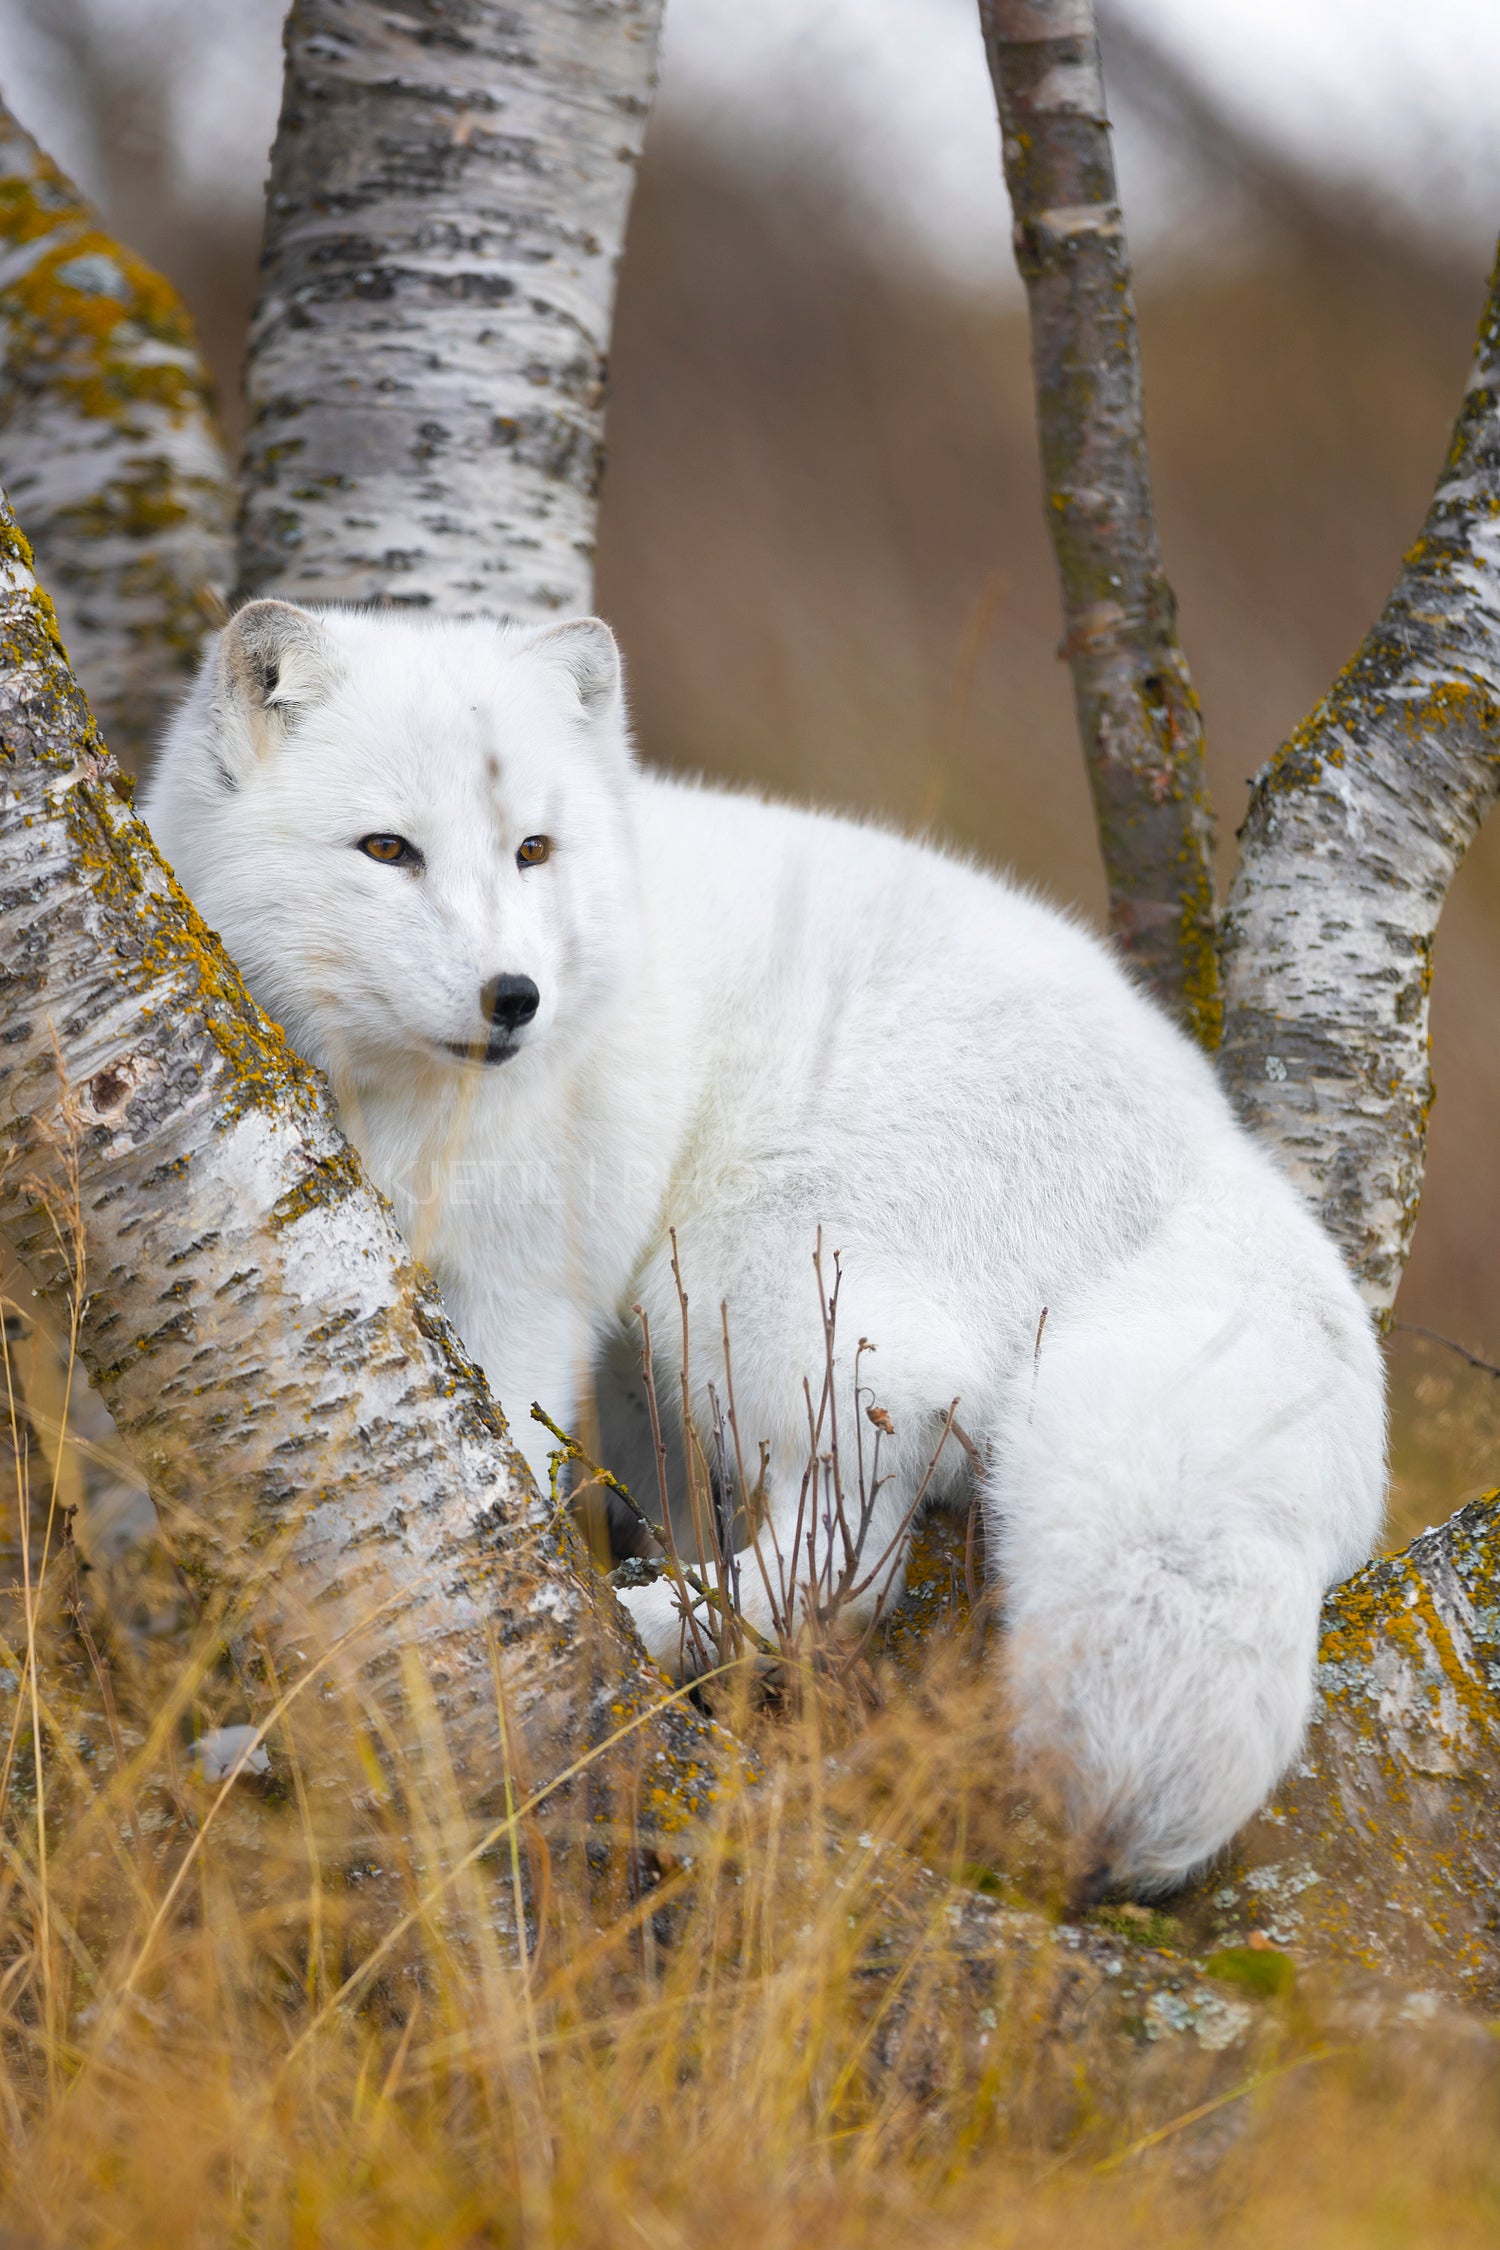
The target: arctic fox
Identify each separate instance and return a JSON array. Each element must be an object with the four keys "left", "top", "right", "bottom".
[{"left": 142, "top": 600, "right": 1385, "bottom": 1894}]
